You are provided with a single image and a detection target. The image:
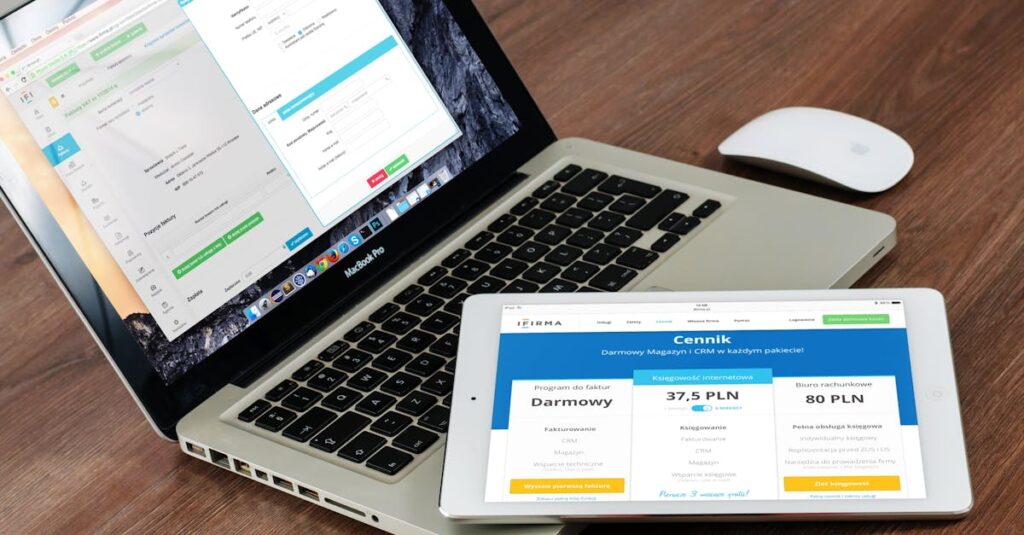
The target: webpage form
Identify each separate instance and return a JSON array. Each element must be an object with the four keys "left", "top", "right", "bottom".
[
  {"left": 180, "top": 0, "right": 462, "bottom": 225},
  {"left": 486, "top": 300, "right": 926, "bottom": 503}
]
